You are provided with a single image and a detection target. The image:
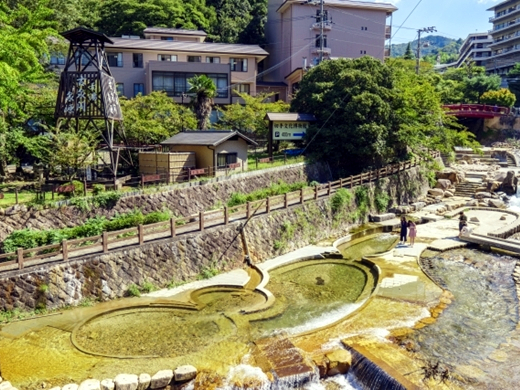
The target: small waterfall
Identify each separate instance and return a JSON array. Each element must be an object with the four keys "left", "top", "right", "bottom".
[
  {"left": 345, "top": 349, "right": 407, "bottom": 390},
  {"left": 508, "top": 186, "right": 520, "bottom": 212}
]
